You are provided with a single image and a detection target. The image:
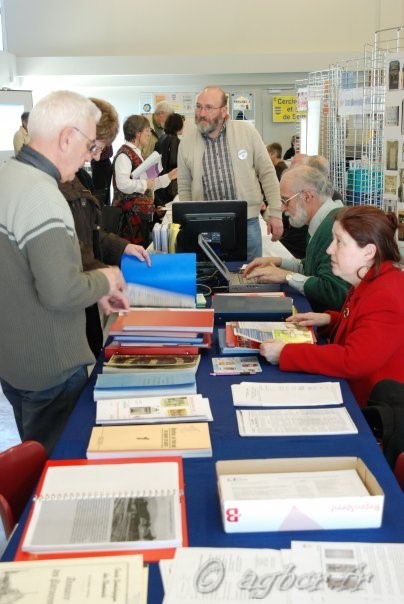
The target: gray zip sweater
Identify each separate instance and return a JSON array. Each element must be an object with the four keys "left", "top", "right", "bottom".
[{"left": 0, "top": 155, "right": 109, "bottom": 390}]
